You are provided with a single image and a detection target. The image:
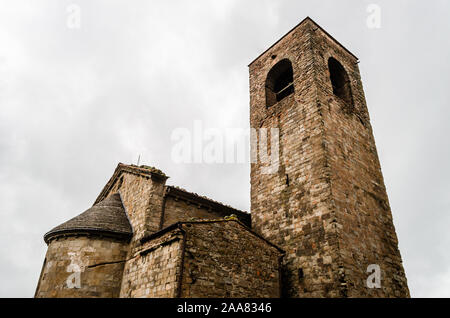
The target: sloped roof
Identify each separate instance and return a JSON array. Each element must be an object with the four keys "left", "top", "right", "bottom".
[
  {"left": 248, "top": 16, "right": 358, "bottom": 66},
  {"left": 44, "top": 193, "right": 132, "bottom": 244},
  {"left": 94, "top": 163, "right": 168, "bottom": 204},
  {"left": 140, "top": 219, "right": 284, "bottom": 254},
  {"left": 164, "top": 186, "right": 251, "bottom": 227}
]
